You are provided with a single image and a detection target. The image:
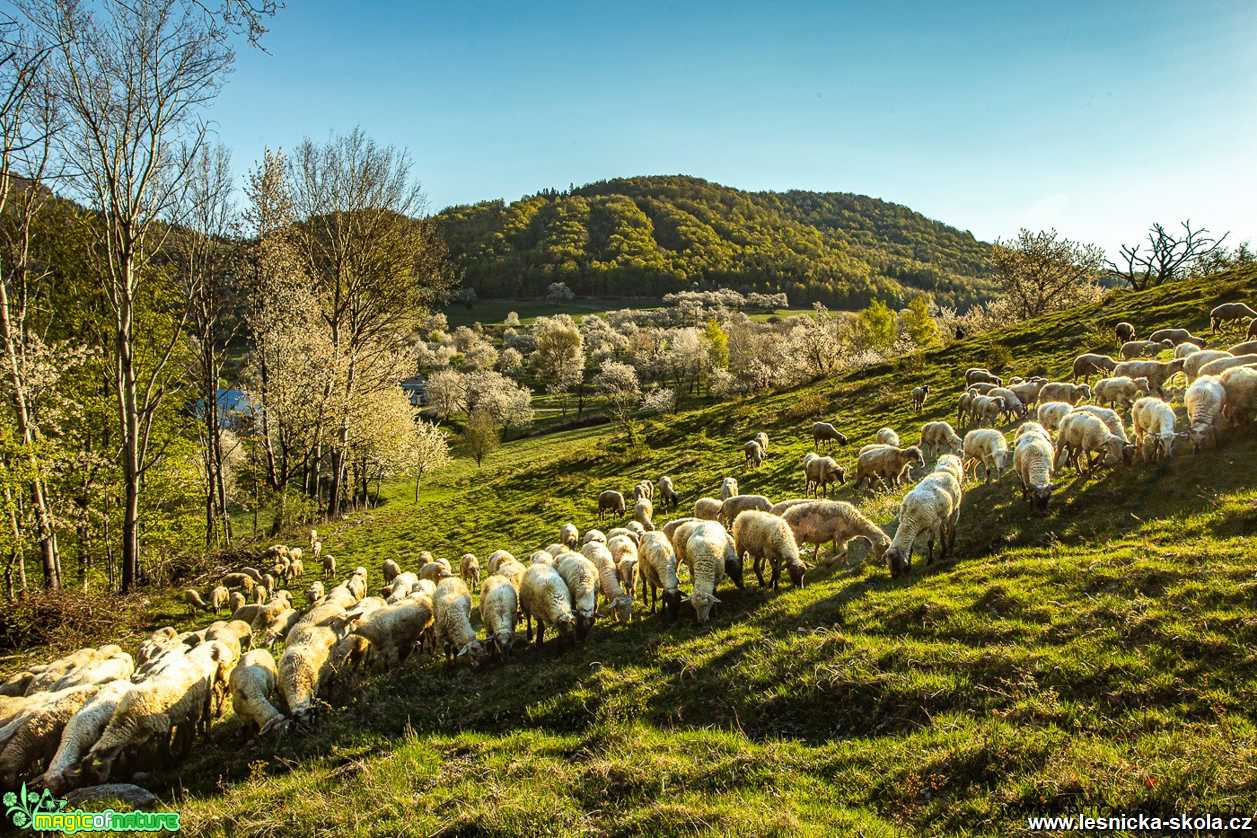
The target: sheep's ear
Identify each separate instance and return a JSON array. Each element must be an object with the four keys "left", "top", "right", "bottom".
[{"left": 711, "top": 595, "right": 722, "bottom": 604}]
